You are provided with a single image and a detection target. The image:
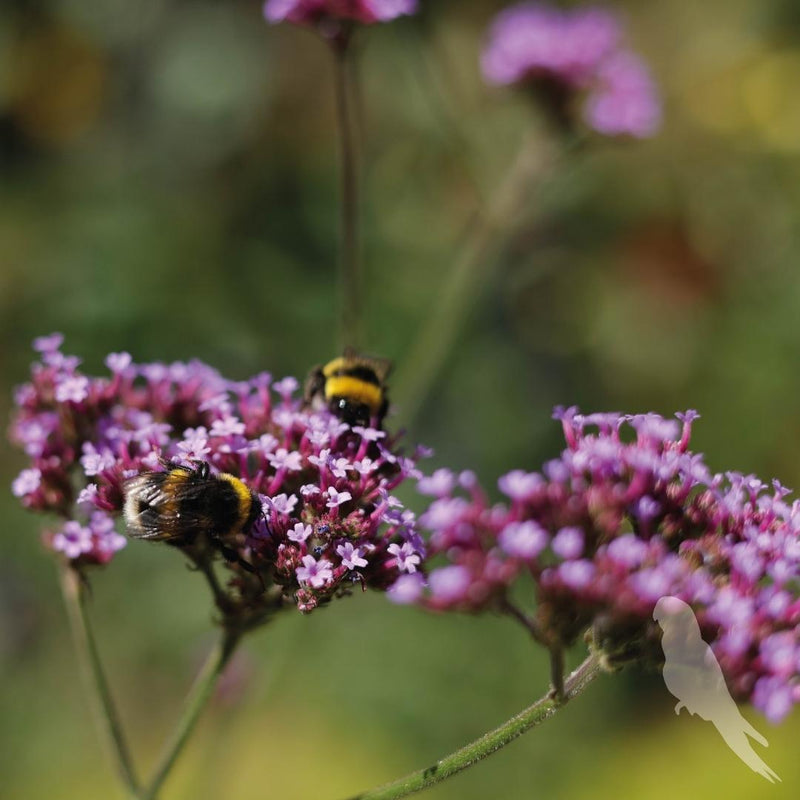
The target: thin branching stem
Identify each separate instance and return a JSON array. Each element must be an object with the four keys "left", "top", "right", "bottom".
[
  {"left": 142, "top": 628, "right": 241, "bottom": 800},
  {"left": 395, "top": 132, "right": 585, "bottom": 426},
  {"left": 60, "top": 564, "right": 142, "bottom": 798},
  {"left": 500, "top": 598, "right": 548, "bottom": 645},
  {"left": 343, "top": 653, "right": 602, "bottom": 800},
  {"left": 501, "top": 599, "right": 565, "bottom": 699}
]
